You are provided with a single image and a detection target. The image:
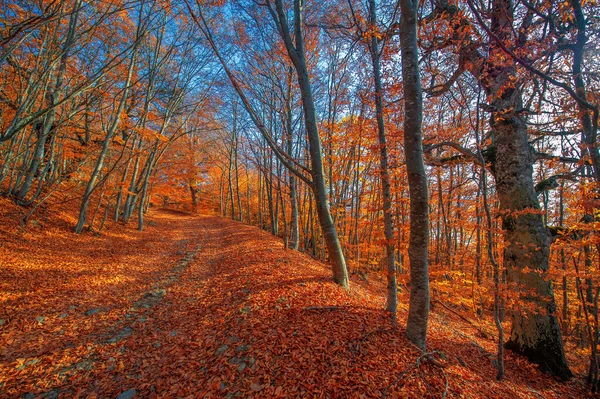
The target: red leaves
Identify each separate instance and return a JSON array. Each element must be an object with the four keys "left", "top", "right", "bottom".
[{"left": 0, "top": 202, "right": 586, "bottom": 398}]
